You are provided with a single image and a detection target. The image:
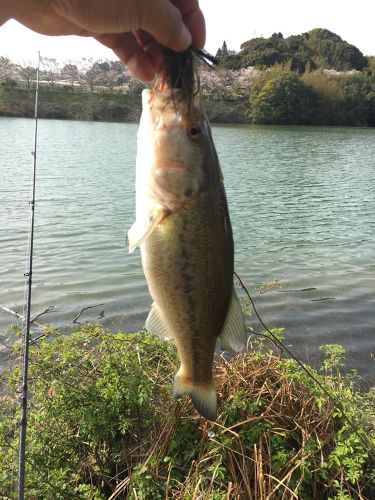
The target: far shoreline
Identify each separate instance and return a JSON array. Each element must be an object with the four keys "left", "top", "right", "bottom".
[
  {"left": 1, "top": 86, "right": 375, "bottom": 127},
  {"left": 0, "top": 86, "right": 249, "bottom": 124}
]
